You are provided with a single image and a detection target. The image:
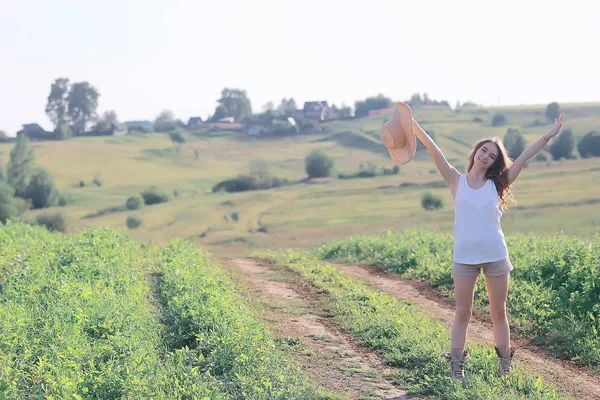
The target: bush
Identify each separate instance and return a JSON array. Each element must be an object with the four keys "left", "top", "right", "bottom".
[
  {"left": 503, "top": 128, "right": 526, "bottom": 159},
  {"left": 54, "top": 123, "right": 72, "bottom": 140},
  {"left": 386, "top": 165, "right": 401, "bottom": 175},
  {"left": 421, "top": 191, "right": 444, "bottom": 210},
  {"left": 305, "top": 149, "right": 334, "bottom": 179},
  {"left": 58, "top": 194, "right": 69, "bottom": 207},
  {"left": 25, "top": 169, "right": 60, "bottom": 209},
  {"left": 0, "top": 181, "right": 18, "bottom": 223},
  {"left": 472, "top": 117, "right": 483, "bottom": 123},
  {"left": 212, "top": 175, "right": 289, "bottom": 193},
  {"left": 36, "top": 211, "right": 68, "bottom": 232},
  {"left": 577, "top": 131, "right": 600, "bottom": 158},
  {"left": 491, "top": 113, "right": 506, "bottom": 126},
  {"left": 546, "top": 102, "right": 560, "bottom": 121},
  {"left": 550, "top": 128, "right": 575, "bottom": 160},
  {"left": 126, "top": 195, "right": 144, "bottom": 210},
  {"left": 141, "top": 186, "right": 170, "bottom": 205},
  {"left": 126, "top": 215, "right": 143, "bottom": 229}
]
